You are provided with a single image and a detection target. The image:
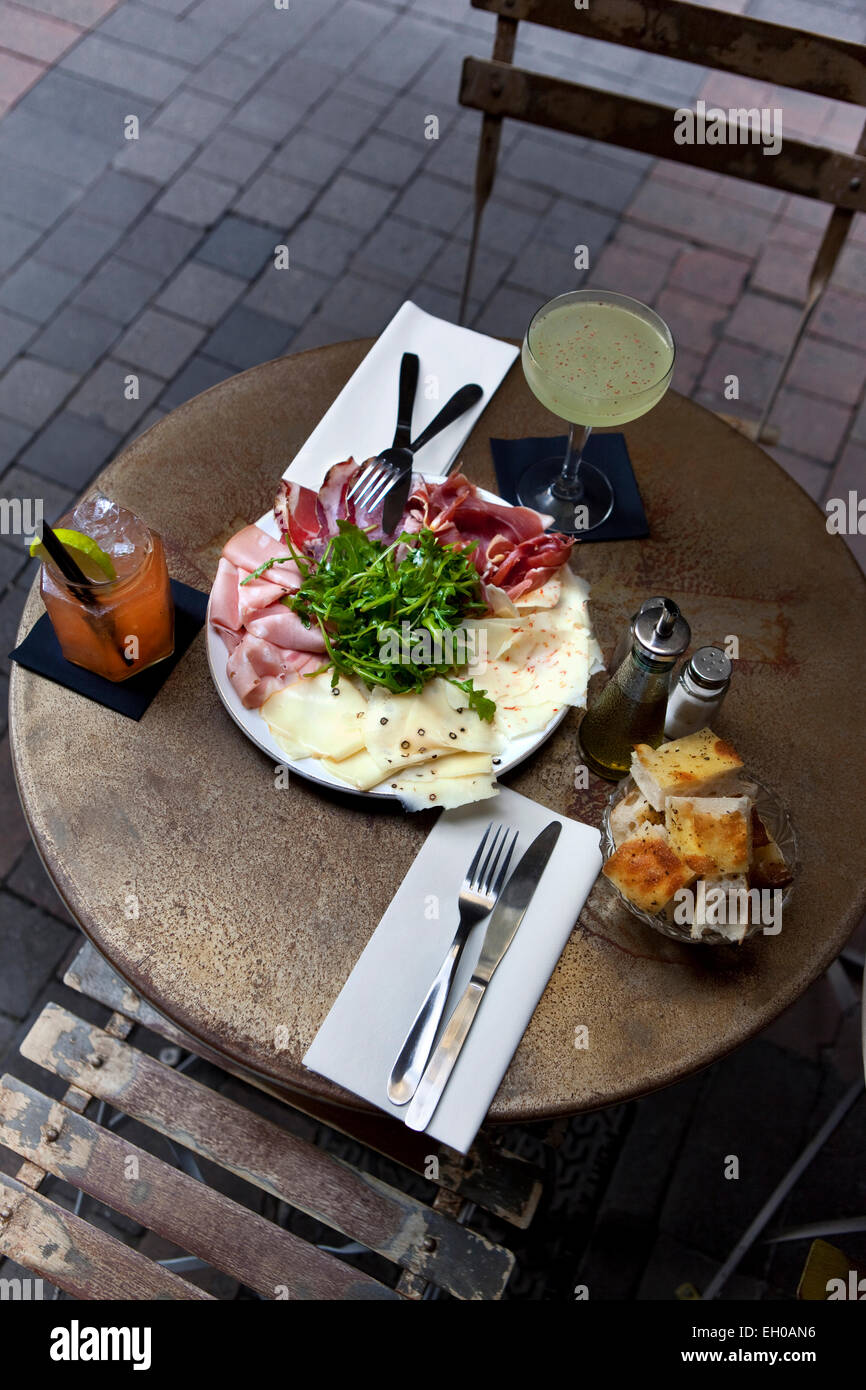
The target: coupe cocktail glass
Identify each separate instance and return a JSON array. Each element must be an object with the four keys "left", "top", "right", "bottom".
[{"left": 519, "top": 290, "right": 675, "bottom": 534}]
